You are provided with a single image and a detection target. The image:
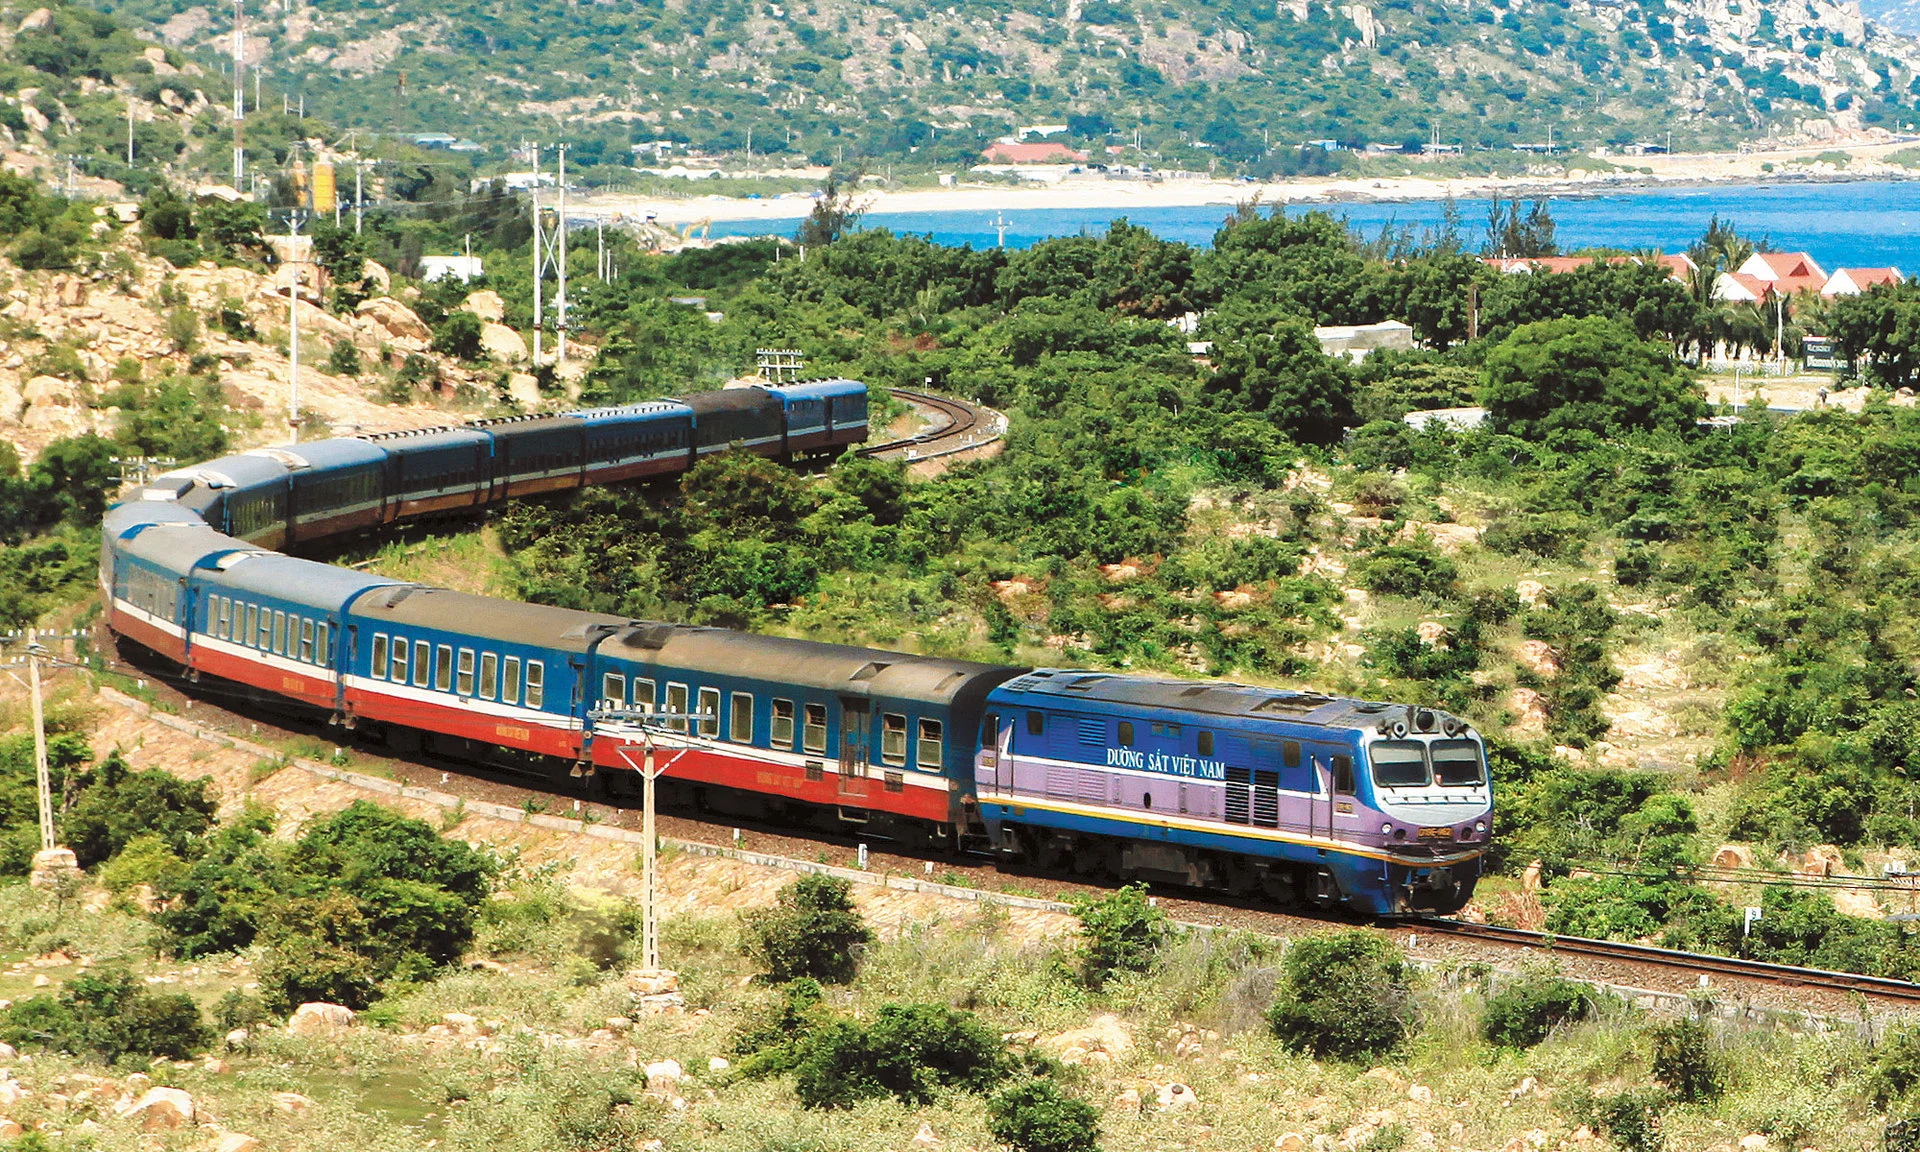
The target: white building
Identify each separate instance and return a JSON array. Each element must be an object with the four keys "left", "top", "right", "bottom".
[{"left": 420, "top": 255, "right": 484, "bottom": 283}]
